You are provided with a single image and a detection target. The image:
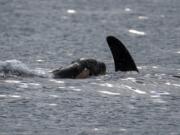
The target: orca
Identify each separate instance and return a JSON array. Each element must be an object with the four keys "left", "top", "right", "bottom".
[
  {"left": 0, "top": 36, "right": 138, "bottom": 79},
  {"left": 52, "top": 35, "right": 139, "bottom": 79},
  {"left": 52, "top": 58, "right": 106, "bottom": 79}
]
